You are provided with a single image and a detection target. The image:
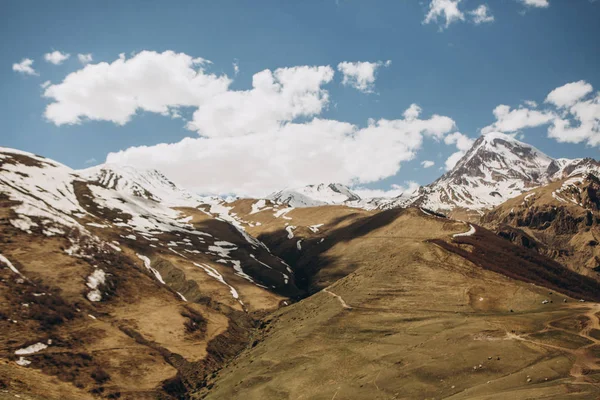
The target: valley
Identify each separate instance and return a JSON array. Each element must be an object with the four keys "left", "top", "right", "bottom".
[{"left": 2, "top": 136, "right": 600, "bottom": 399}]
